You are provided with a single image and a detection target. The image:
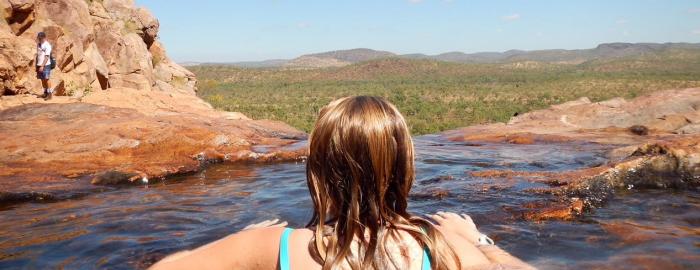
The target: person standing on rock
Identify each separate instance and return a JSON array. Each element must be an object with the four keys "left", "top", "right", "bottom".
[{"left": 36, "top": 32, "right": 53, "bottom": 100}]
